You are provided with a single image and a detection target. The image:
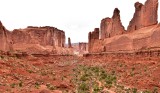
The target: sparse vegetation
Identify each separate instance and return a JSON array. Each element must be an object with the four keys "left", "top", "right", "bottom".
[
  {"left": 35, "top": 82, "right": 40, "bottom": 89},
  {"left": 27, "top": 69, "right": 34, "bottom": 73},
  {"left": 46, "top": 83, "right": 56, "bottom": 90},
  {"left": 10, "top": 83, "right": 16, "bottom": 88},
  {"left": 72, "top": 65, "right": 116, "bottom": 93},
  {"left": 143, "top": 90, "right": 151, "bottom": 93},
  {"left": 0, "top": 53, "right": 159, "bottom": 92}
]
